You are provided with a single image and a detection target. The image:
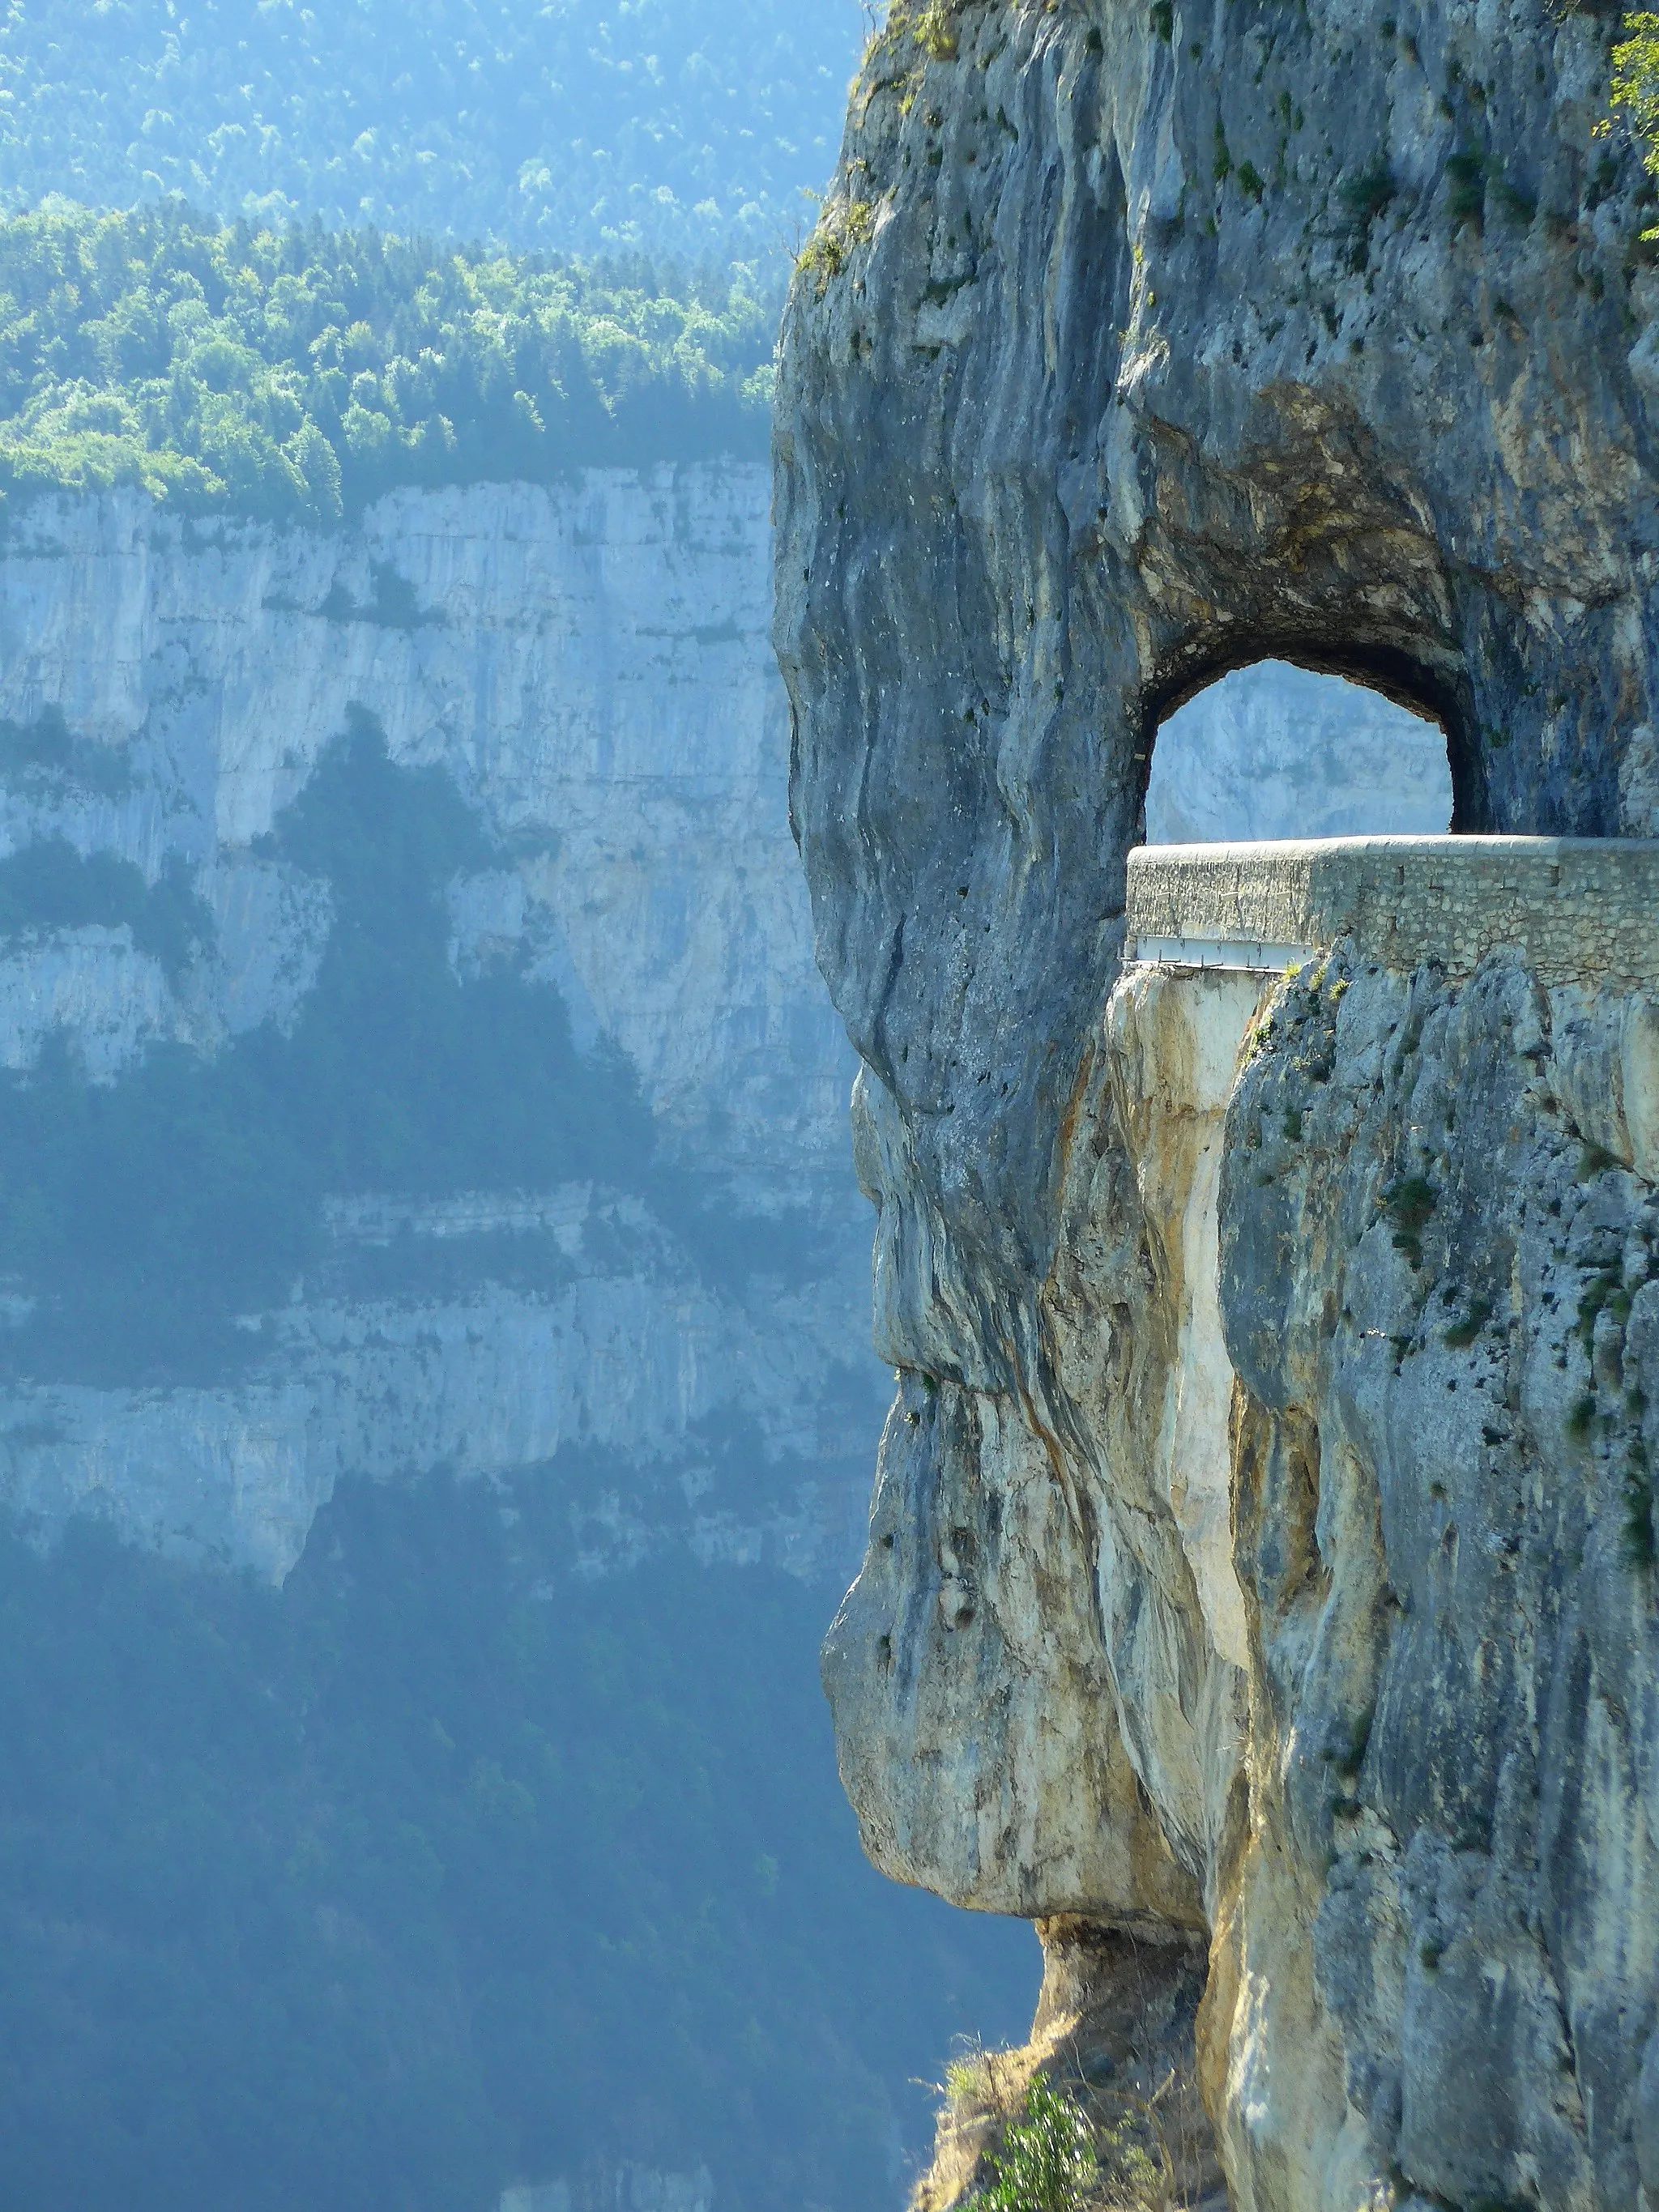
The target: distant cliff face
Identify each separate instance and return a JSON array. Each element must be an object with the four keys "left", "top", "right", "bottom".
[
  {"left": 0, "top": 467, "right": 882, "bottom": 1580},
  {"left": 1145, "top": 662, "right": 1452, "bottom": 844},
  {"left": 776, "top": 2, "right": 1659, "bottom": 2207}
]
